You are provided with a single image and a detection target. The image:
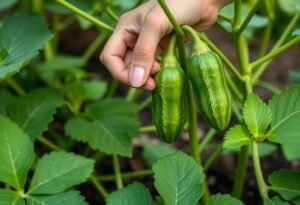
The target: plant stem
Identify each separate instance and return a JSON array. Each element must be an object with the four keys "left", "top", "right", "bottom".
[
  {"left": 55, "top": 0, "right": 114, "bottom": 32},
  {"left": 6, "top": 78, "right": 26, "bottom": 96},
  {"left": 140, "top": 125, "right": 156, "bottom": 133},
  {"left": 98, "top": 170, "right": 153, "bottom": 182},
  {"left": 236, "top": 0, "right": 260, "bottom": 35},
  {"left": 37, "top": 136, "right": 60, "bottom": 151},
  {"left": 90, "top": 175, "right": 108, "bottom": 198},
  {"left": 256, "top": 80, "right": 281, "bottom": 94},
  {"left": 198, "top": 33, "right": 244, "bottom": 82},
  {"left": 199, "top": 129, "right": 217, "bottom": 154},
  {"left": 252, "top": 141, "right": 268, "bottom": 198},
  {"left": 106, "top": 6, "right": 119, "bottom": 21},
  {"left": 218, "top": 14, "right": 232, "bottom": 23},
  {"left": 83, "top": 33, "right": 109, "bottom": 61},
  {"left": 126, "top": 88, "right": 142, "bottom": 102},
  {"left": 203, "top": 145, "right": 223, "bottom": 172},
  {"left": 106, "top": 80, "right": 120, "bottom": 97},
  {"left": 112, "top": 155, "right": 123, "bottom": 189},
  {"left": 137, "top": 96, "right": 152, "bottom": 112},
  {"left": 157, "top": 0, "right": 210, "bottom": 201}
]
